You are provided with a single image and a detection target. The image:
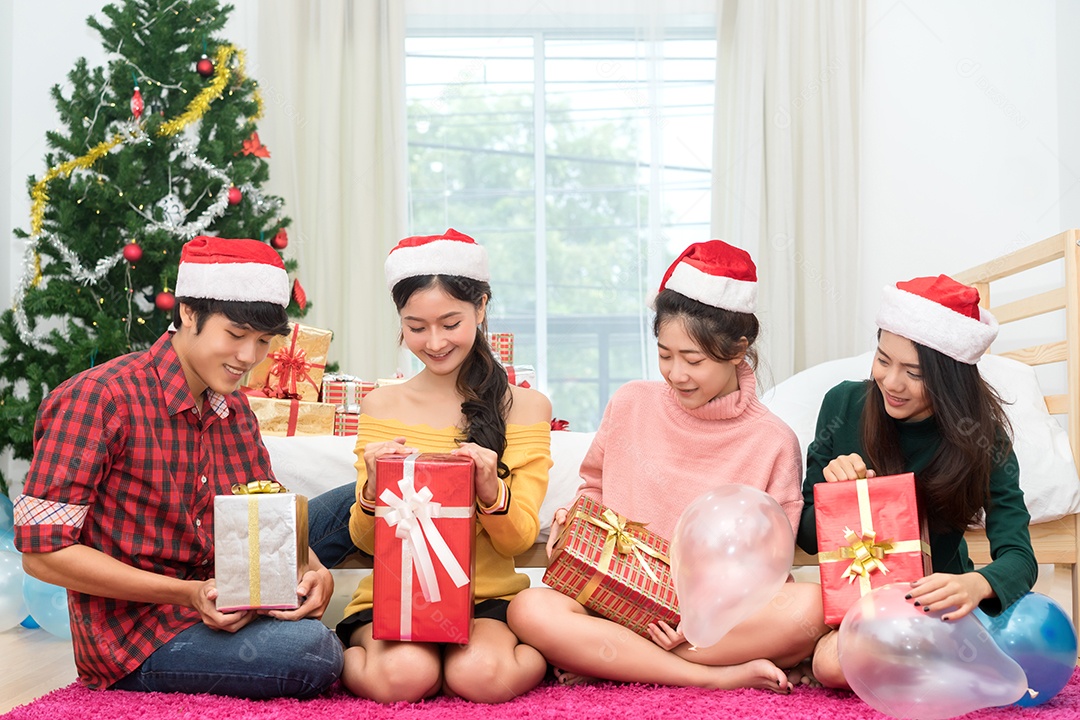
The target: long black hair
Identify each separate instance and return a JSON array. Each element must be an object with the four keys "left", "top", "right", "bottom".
[
  {"left": 861, "top": 332, "right": 1013, "bottom": 532},
  {"left": 651, "top": 289, "right": 760, "bottom": 367},
  {"left": 392, "top": 274, "right": 511, "bottom": 479}
]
